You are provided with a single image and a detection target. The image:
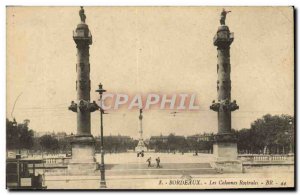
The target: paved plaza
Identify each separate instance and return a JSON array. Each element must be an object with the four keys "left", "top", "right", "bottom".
[
  {"left": 96, "top": 152, "right": 215, "bottom": 165},
  {"left": 43, "top": 152, "right": 294, "bottom": 189}
]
